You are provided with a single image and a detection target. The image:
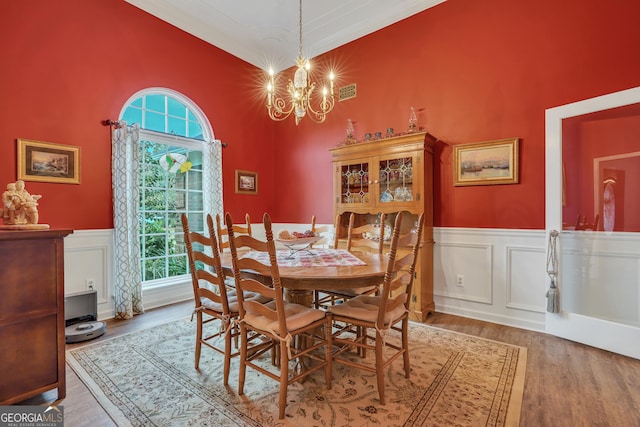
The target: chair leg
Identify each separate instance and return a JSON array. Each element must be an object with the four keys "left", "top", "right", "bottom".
[
  {"left": 223, "top": 319, "right": 232, "bottom": 386},
  {"left": 238, "top": 324, "right": 248, "bottom": 395},
  {"left": 325, "top": 322, "right": 332, "bottom": 389},
  {"left": 195, "top": 311, "right": 203, "bottom": 370},
  {"left": 278, "top": 340, "right": 289, "bottom": 419},
  {"left": 402, "top": 319, "right": 410, "bottom": 378},
  {"left": 360, "top": 326, "right": 367, "bottom": 358},
  {"left": 375, "top": 329, "right": 385, "bottom": 405}
]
